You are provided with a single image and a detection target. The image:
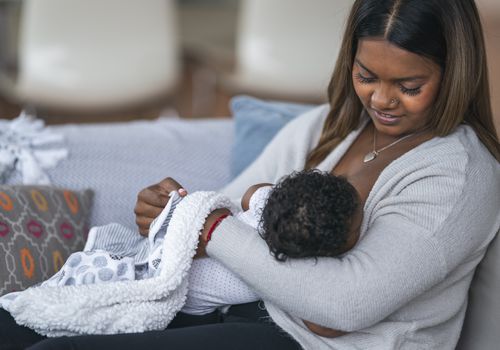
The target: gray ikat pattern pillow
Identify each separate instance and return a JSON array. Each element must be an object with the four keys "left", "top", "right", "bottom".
[{"left": 0, "top": 186, "right": 93, "bottom": 295}]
